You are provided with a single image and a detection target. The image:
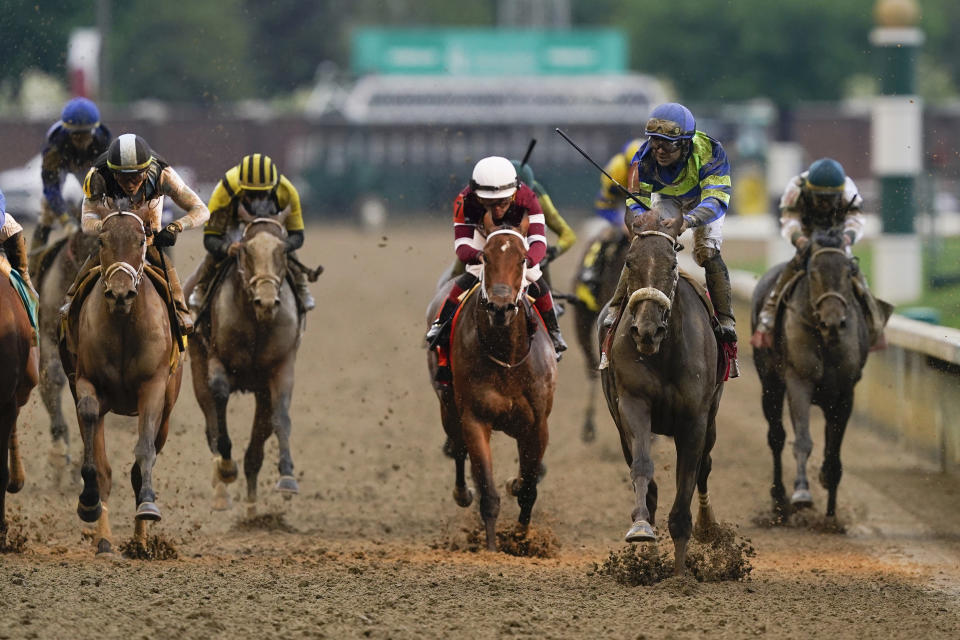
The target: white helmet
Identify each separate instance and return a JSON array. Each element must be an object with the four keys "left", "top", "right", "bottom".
[{"left": 470, "top": 156, "right": 518, "bottom": 199}]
